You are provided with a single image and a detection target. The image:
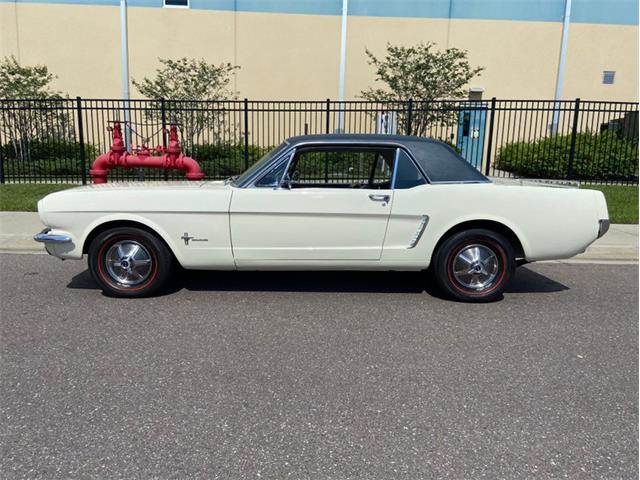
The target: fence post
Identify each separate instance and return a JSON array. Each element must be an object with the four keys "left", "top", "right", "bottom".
[
  {"left": 0, "top": 122, "right": 4, "bottom": 183},
  {"left": 243, "top": 98, "right": 249, "bottom": 170},
  {"left": 160, "top": 98, "right": 167, "bottom": 147},
  {"left": 406, "top": 99, "right": 413, "bottom": 135},
  {"left": 484, "top": 97, "right": 497, "bottom": 176},
  {"left": 325, "top": 98, "right": 330, "bottom": 134},
  {"left": 568, "top": 97, "right": 581, "bottom": 180},
  {"left": 76, "top": 96, "right": 87, "bottom": 185},
  {"left": 160, "top": 97, "right": 168, "bottom": 181}
]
